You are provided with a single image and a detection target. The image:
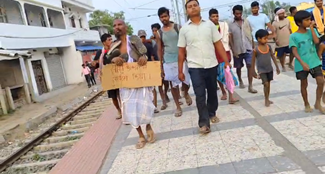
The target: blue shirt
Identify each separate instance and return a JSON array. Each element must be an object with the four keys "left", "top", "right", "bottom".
[
  {"left": 247, "top": 13, "right": 270, "bottom": 42},
  {"left": 289, "top": 28, "right": 321, "bottom": 72}
]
